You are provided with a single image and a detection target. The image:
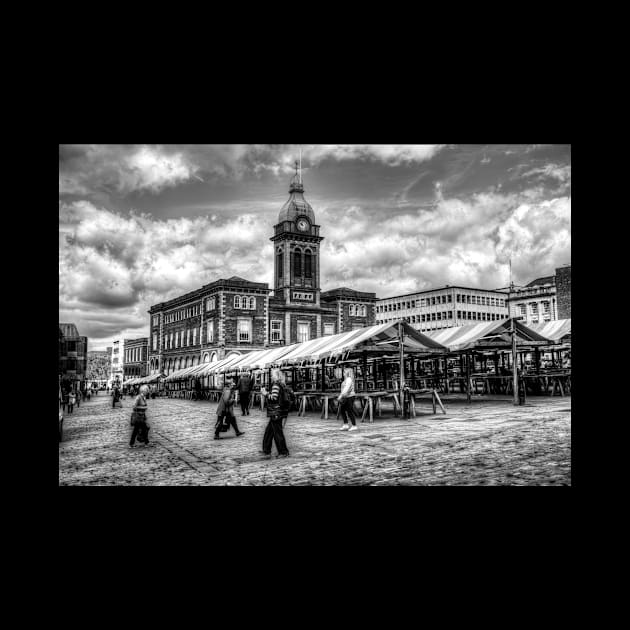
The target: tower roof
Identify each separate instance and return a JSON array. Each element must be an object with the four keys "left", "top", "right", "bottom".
[{"left": 278, "top": 160, "right": 315, "bottom": 224}]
